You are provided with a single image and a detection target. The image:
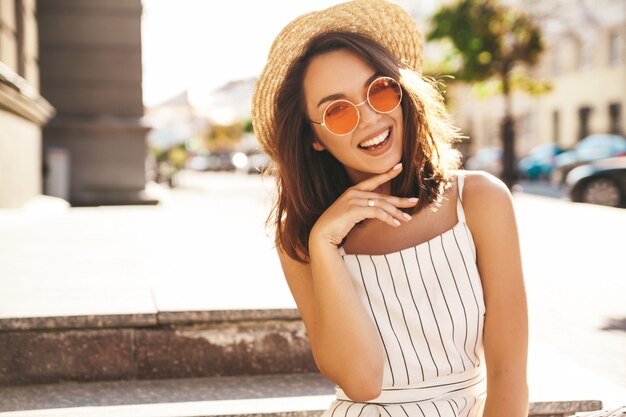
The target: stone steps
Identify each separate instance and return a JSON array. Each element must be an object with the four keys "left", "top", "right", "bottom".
[
  {"left": 0, "top": 373, "right": 603, "bottom": 417},
  {"left": 0, "top": 309, "right": 316, "bottom": 386}
]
